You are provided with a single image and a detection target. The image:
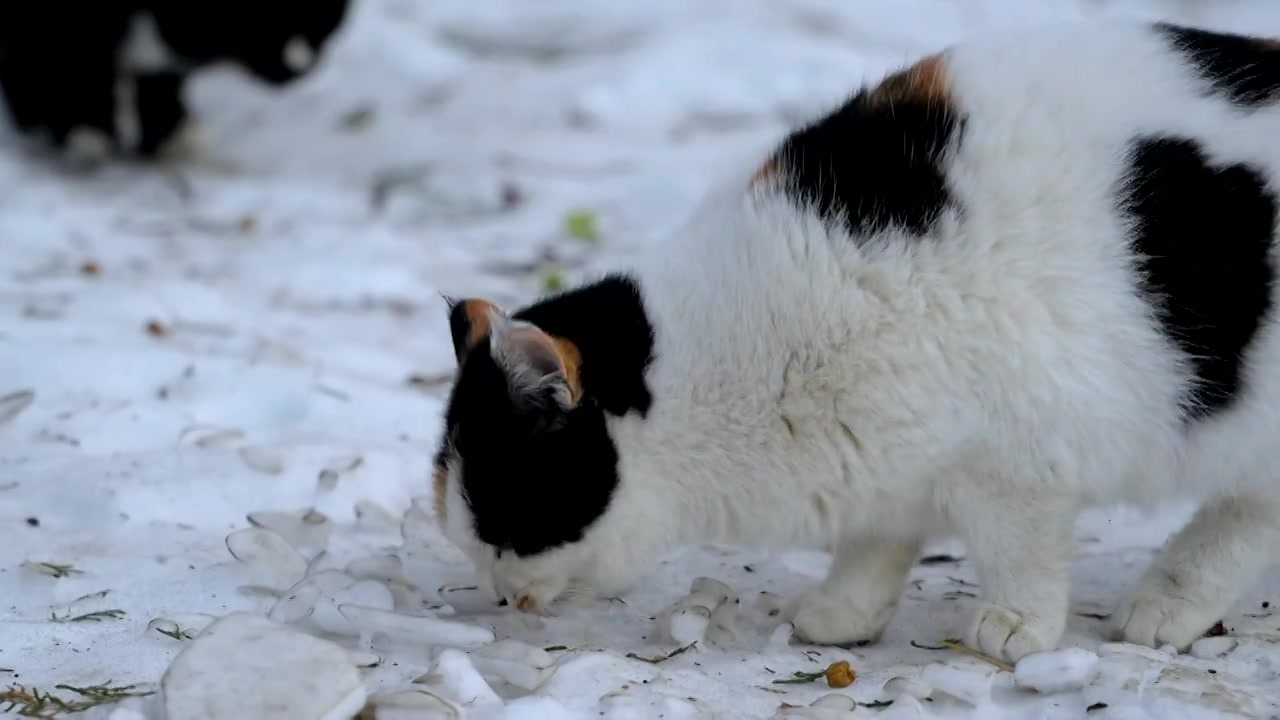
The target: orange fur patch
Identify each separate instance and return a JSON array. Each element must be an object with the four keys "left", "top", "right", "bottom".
[
  {"left": 462, "top": 299, "right": 500, "bottom": 347},
  {"left": 749, "top": 159, "right": 779, "bottom": 189},
  {"left": 549, "top": 335, "right": 584, "bottom": 404},
  {"left": 432, "top": 466, "right": 448, "bottom": 521},
  {"left": 862, "top": 53, "right": 951, "bottom": 109}
]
